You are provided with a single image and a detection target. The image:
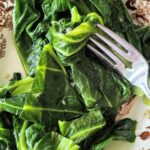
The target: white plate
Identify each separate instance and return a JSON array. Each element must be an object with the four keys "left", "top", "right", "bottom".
[{"left": 0, "top": 0, "right": 150, "bottom": 150}]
